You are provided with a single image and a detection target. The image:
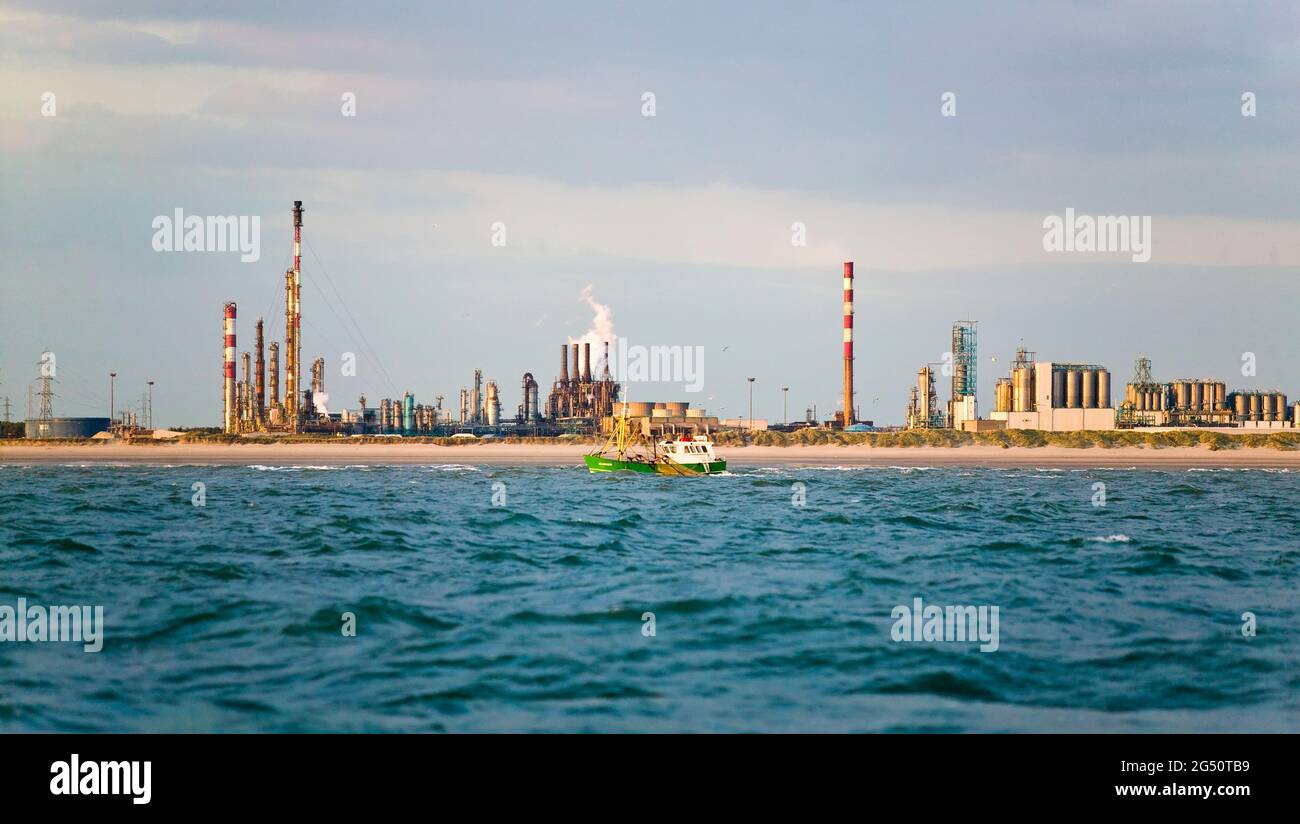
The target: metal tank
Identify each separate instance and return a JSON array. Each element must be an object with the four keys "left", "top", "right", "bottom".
[
  {"left": 403, "top": 392, "right": 415, "bottom": 433},
  {"left": 1065, "top": 369, "right": 1080, "bottom": 409},
  {"left": 995, "top": 378, "right": 1012, "bottom": 413},
  {"left": 1052, "top": 370, "right": 1066, "bottom": 409},
  {"left": 1276, "top": 393, "right": 1288, "bottom": 422},
  {"left": 1082, "top": 370, "right": 1097, "bottom": 409},
  {"left": 1249, "top": 393, "right": 1261, "bottom": 421},
  {"left": 24, "top": 417, "right": 111, "bottom": 439},
  {"left": 485, "top": 382, "right": 499, "bottom": 426},
  {"left": 1233, "top": 393, "right": 1247, "bottom": 420},
  {"left": 1098, "top": 371, "right": 1111, "bottom": 409}
]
